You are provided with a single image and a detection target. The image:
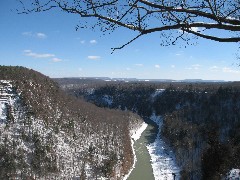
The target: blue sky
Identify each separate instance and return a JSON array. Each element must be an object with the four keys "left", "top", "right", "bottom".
[{"left": 1, "top": 0, "right": 240, "bottom": 81}]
